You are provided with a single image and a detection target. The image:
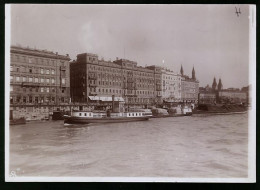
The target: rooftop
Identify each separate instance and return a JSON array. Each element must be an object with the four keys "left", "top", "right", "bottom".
[{"left": 11, "top": 45, "right": 70, "bottom": 60}]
